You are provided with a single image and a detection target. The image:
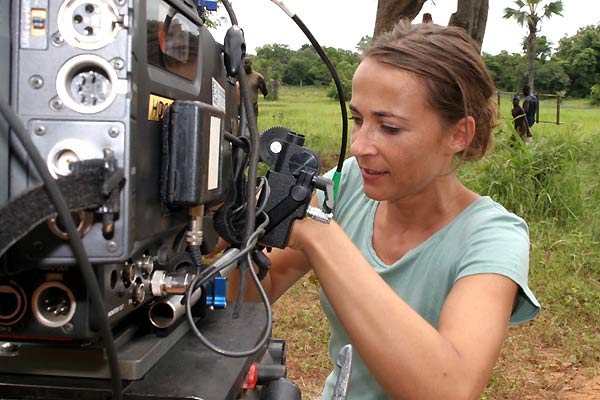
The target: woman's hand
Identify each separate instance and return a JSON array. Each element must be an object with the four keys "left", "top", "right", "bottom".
[{"left": 286, "top": 216, "right": 333, "bottom": 253}]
